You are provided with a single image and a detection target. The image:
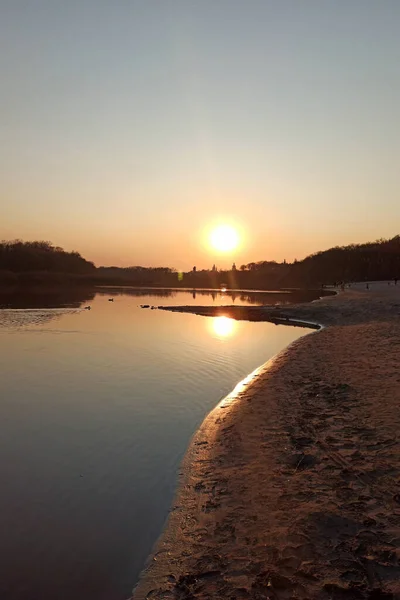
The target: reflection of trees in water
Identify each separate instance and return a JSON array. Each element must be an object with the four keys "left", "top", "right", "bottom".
[
  {"left": 237, "top": 290, "right": 325, "bottom": 305},
  {"left": 236, "top": 292, "right": 289, "bottom": 305},
  {"left": 173, "top": 289, "right": 320, "bottom": 305},
  {"left": 238, "top": 292, "right": 287, "bottom": 305},
  {"left": 190, "top": 288, "right": 326, "bottom": 305},
  {"left": 98, "top": 287, "right": 325, "bottom": 305},
  {"left": 0, "top": 287, "right": 96, "bottom": 329},
  {"left": 97, "top": 288, "right": 175, "bottom": 299},
  {"left": 0, "top": 286, "right": 95, "bottom": 309}
]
